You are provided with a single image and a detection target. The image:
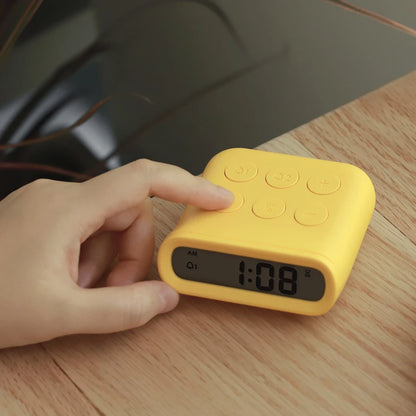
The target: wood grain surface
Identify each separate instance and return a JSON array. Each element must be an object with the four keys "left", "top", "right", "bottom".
[{"left": 1, "top": 71, "right": 415, "bottom": 416}]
